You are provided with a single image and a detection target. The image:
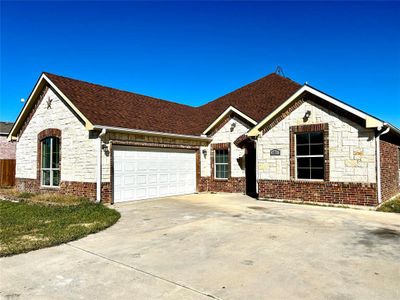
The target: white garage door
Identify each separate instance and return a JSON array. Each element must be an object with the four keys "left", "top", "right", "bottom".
[{"left": 113, "top": 146, "right": 196, "bottom": 202}]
